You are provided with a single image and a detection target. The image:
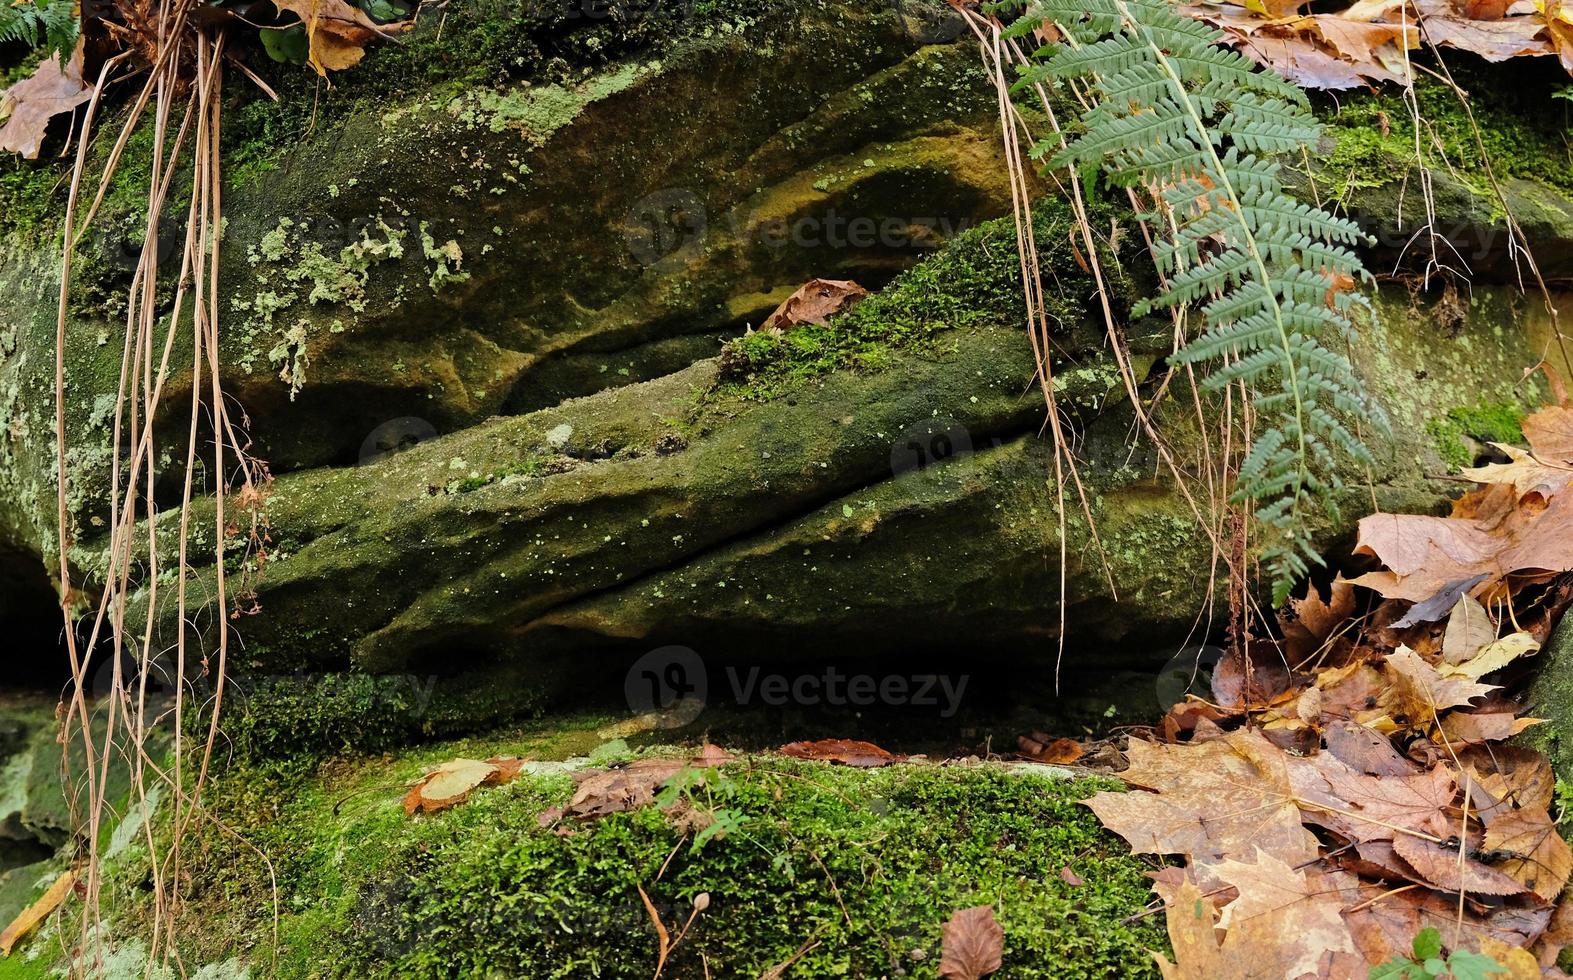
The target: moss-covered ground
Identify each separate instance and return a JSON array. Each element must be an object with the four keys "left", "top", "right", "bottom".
[{"left": 0, "top": 717, "right": 1170, "bottom": 979}]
